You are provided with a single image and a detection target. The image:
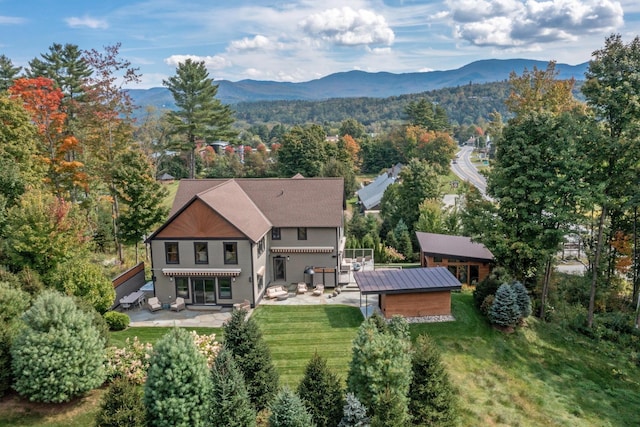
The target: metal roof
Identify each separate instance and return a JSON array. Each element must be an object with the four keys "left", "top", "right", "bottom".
[
  {"left": 415, "top": 232, "right": 494, "bottom": 262},
  {"left": 354, "top": 267, "right": 461, "bottom": 295}
]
